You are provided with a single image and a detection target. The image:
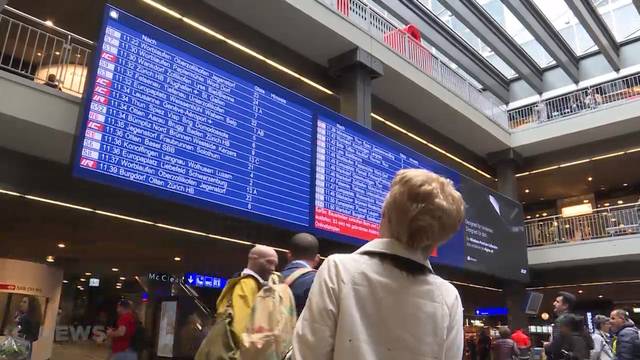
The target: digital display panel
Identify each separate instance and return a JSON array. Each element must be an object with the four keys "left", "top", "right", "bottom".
[{"left": 73, "top": 5, "right": 528, "bottom": 281}]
